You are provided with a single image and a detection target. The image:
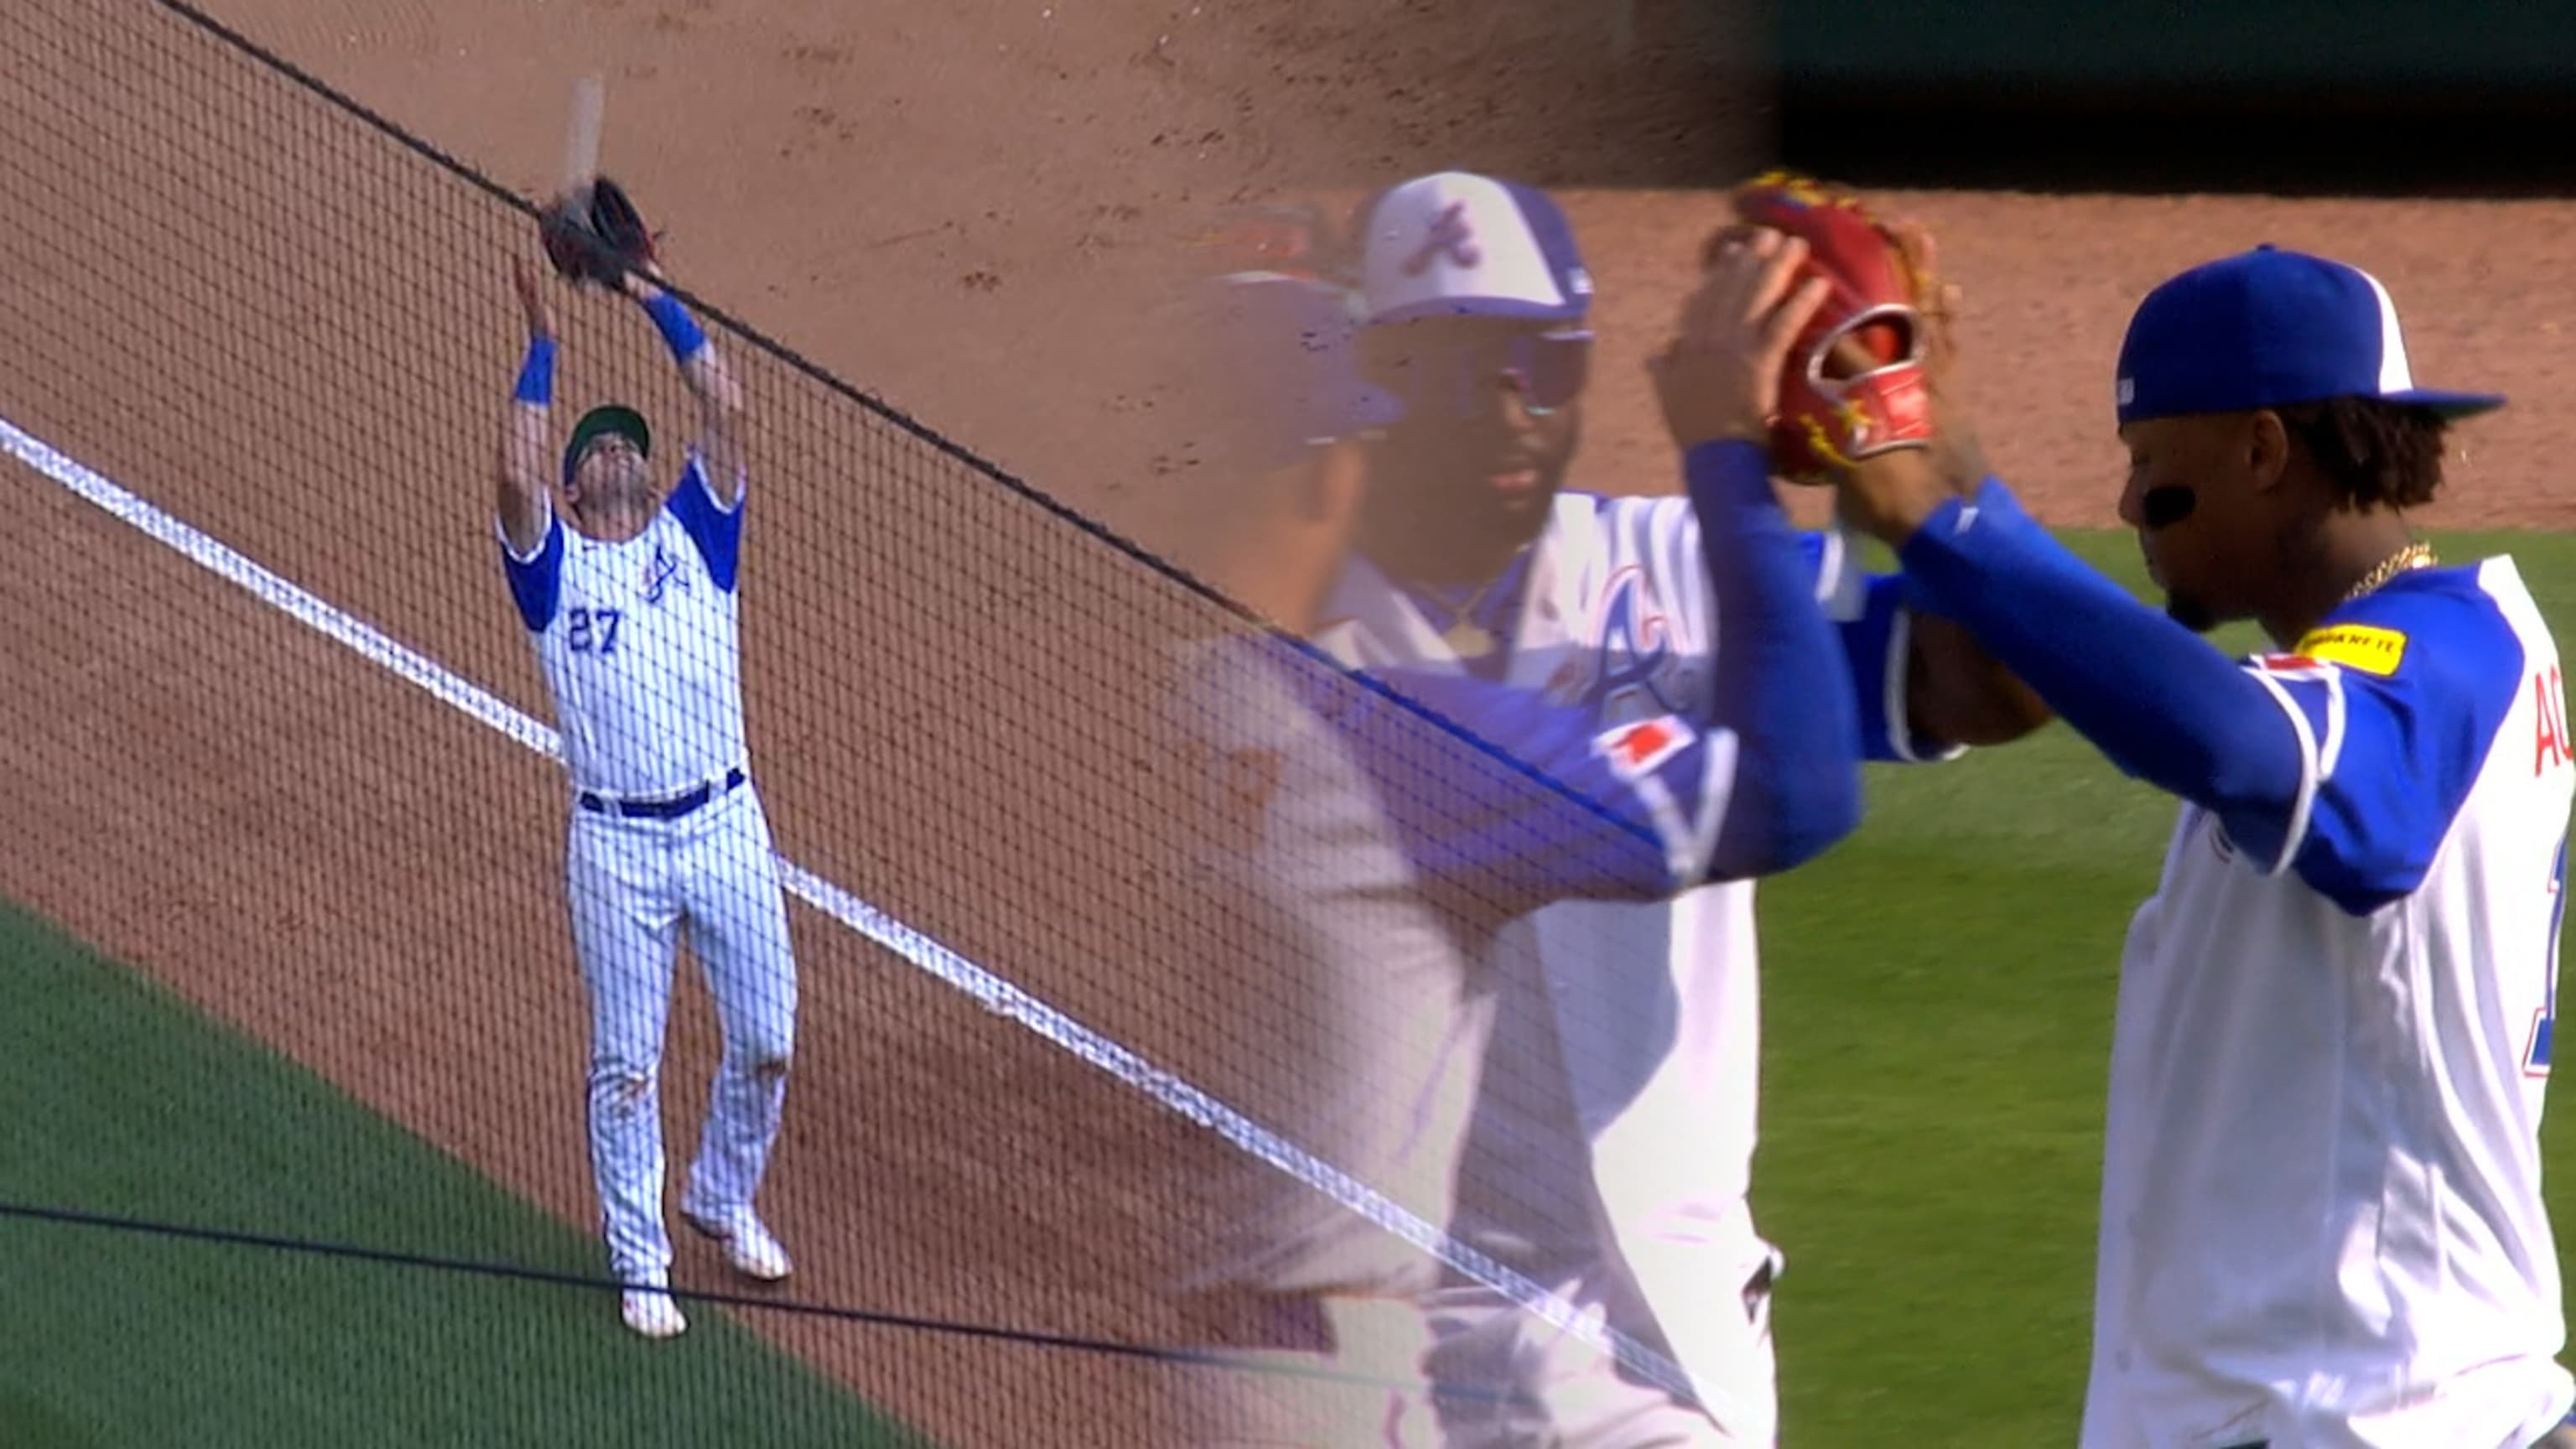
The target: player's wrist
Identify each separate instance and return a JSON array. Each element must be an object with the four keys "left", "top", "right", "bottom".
[
  {"left": 639, "top": 288, "right": 709, "bottom": 365},
  {"left": 1833, "top": 447, "right": 1948, "bottom": 546},
  {"left": 513, "top": 335, "right": 558, "bottom": 407}
]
